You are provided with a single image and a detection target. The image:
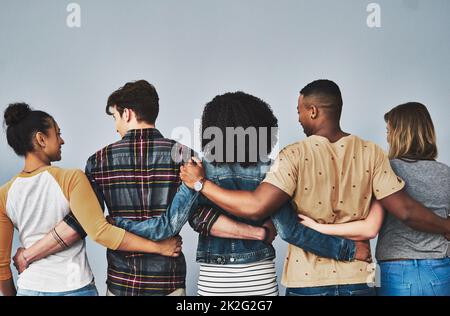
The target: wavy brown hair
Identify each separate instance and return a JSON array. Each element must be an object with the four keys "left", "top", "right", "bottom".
[{"left": 384, "top": 102, "right": 437, "bottom": 160}]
